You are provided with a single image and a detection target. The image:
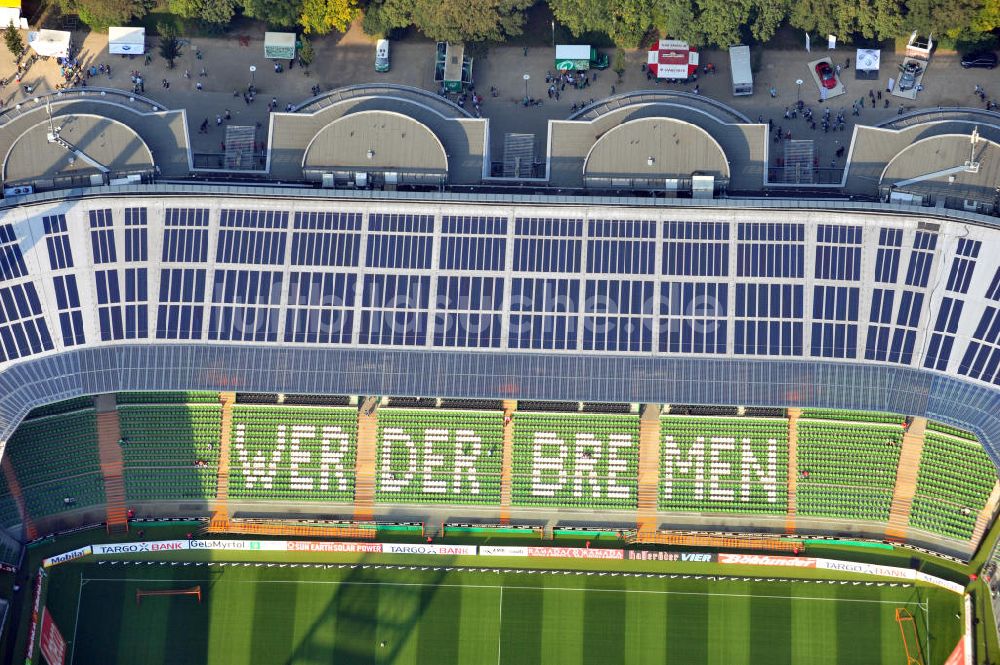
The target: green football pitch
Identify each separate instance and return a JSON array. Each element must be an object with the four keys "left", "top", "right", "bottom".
[{"left": 47, "top": 562, "right": 956, "bottom": 665}]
